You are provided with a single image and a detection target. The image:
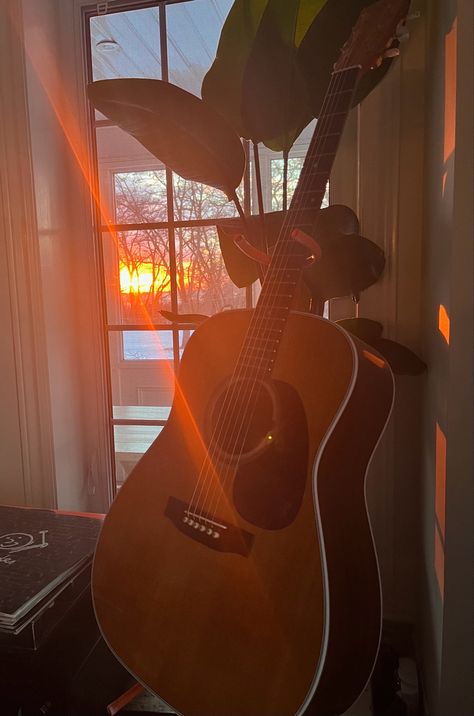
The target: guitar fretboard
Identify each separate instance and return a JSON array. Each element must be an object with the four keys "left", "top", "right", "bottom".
[{"left": 239, "top": 65, "right": 361, "bottom": 381}]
